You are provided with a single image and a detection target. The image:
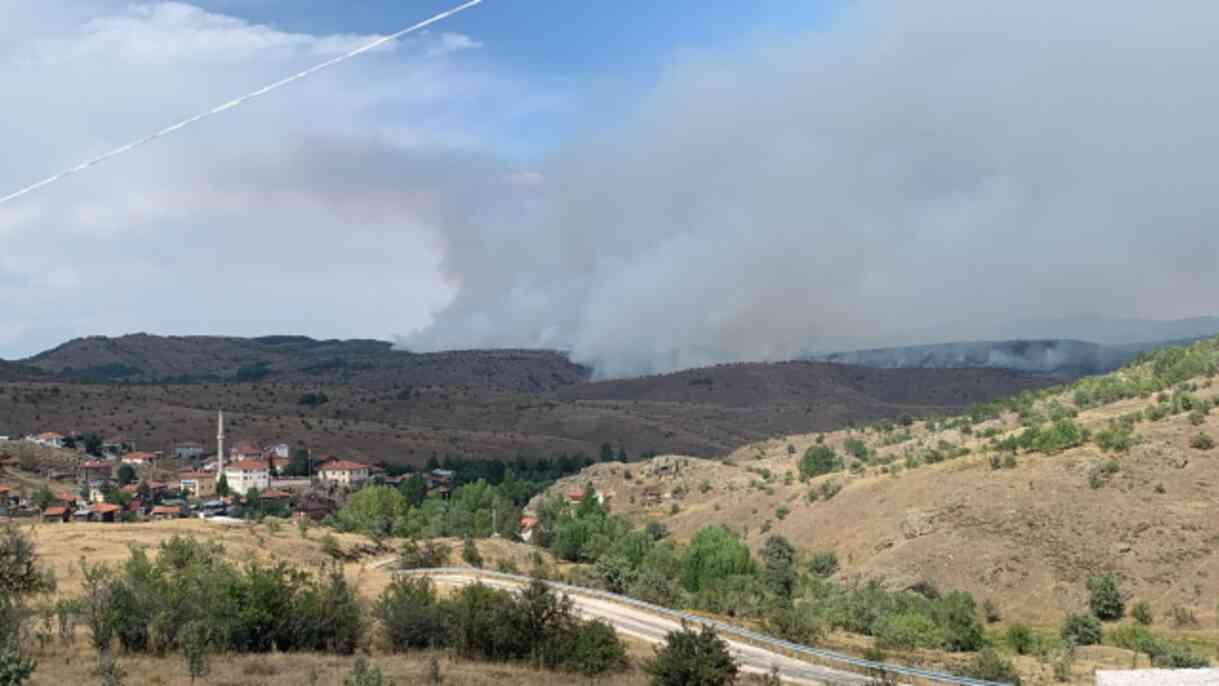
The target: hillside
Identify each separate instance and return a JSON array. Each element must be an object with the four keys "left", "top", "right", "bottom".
[
  {"left": 0, "top": 335, "right": 1055, "bottom": 463},
  {"left": 21, "top": 334, "right": 590, "bottom": 391},
  {"left": 546, "top": 336, "right": 1219, "bottom": 630}
]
